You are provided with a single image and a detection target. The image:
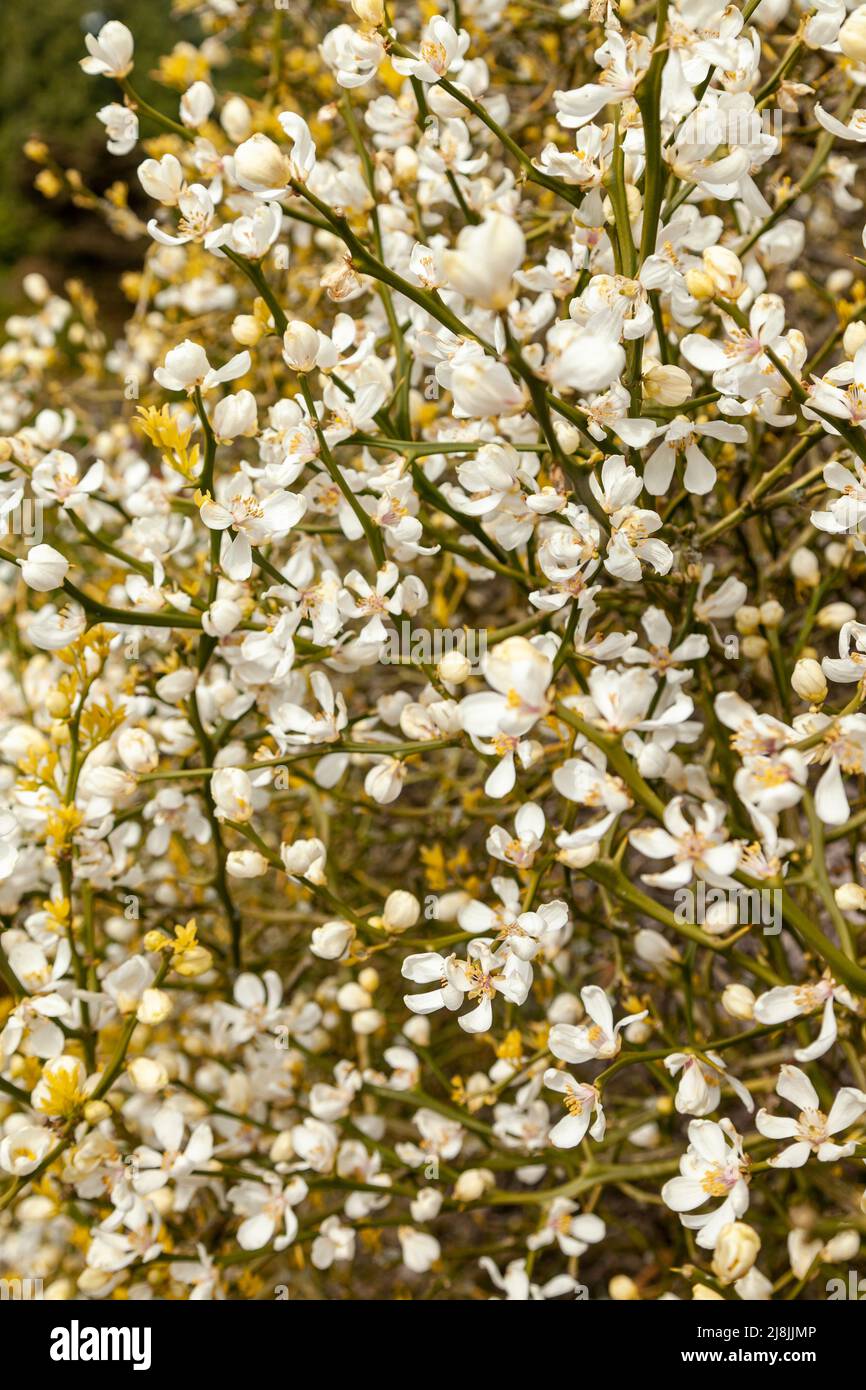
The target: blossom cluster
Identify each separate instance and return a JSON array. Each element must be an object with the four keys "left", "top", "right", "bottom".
[{"left": 1, "top": 0, "right": 866, "bottom": 1300}]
